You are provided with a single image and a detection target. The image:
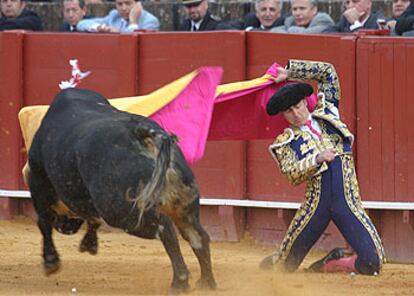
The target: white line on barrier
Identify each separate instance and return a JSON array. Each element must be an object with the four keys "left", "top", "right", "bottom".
[
  {"left": 1, "top": 189, "right": 414, "bottom": 210},
  {"left": 0, "top": 189, "right": 31, "bottom": 198}
]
